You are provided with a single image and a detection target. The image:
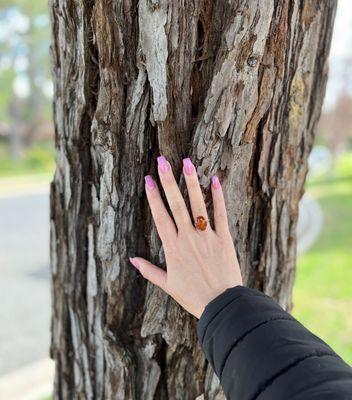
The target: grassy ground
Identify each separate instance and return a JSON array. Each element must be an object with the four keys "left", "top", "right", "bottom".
[
  {"left": 293, "top": 152, "right": 352, "bottom": 364},
  {"left": 0, "top": 141, "right": 54, "bottom": 195},
  {"left": 0, "top": 141, "right": 55, "bottom": 177}
]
